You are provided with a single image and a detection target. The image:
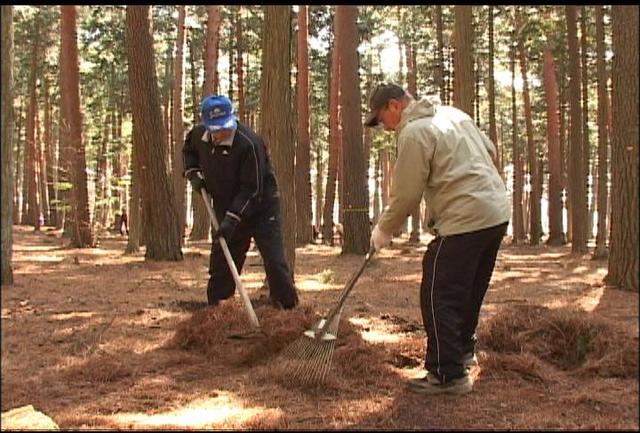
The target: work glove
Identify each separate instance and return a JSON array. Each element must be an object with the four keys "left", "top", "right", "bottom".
[
  {"left": 370, "top": 225, "right": 392, "bottom": 252},
  {"left": 215, "top": 212, "right": 240, "bottom": 242},
  {"left": 186, "top": 169, "right": 206, "bottom": 193}
]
